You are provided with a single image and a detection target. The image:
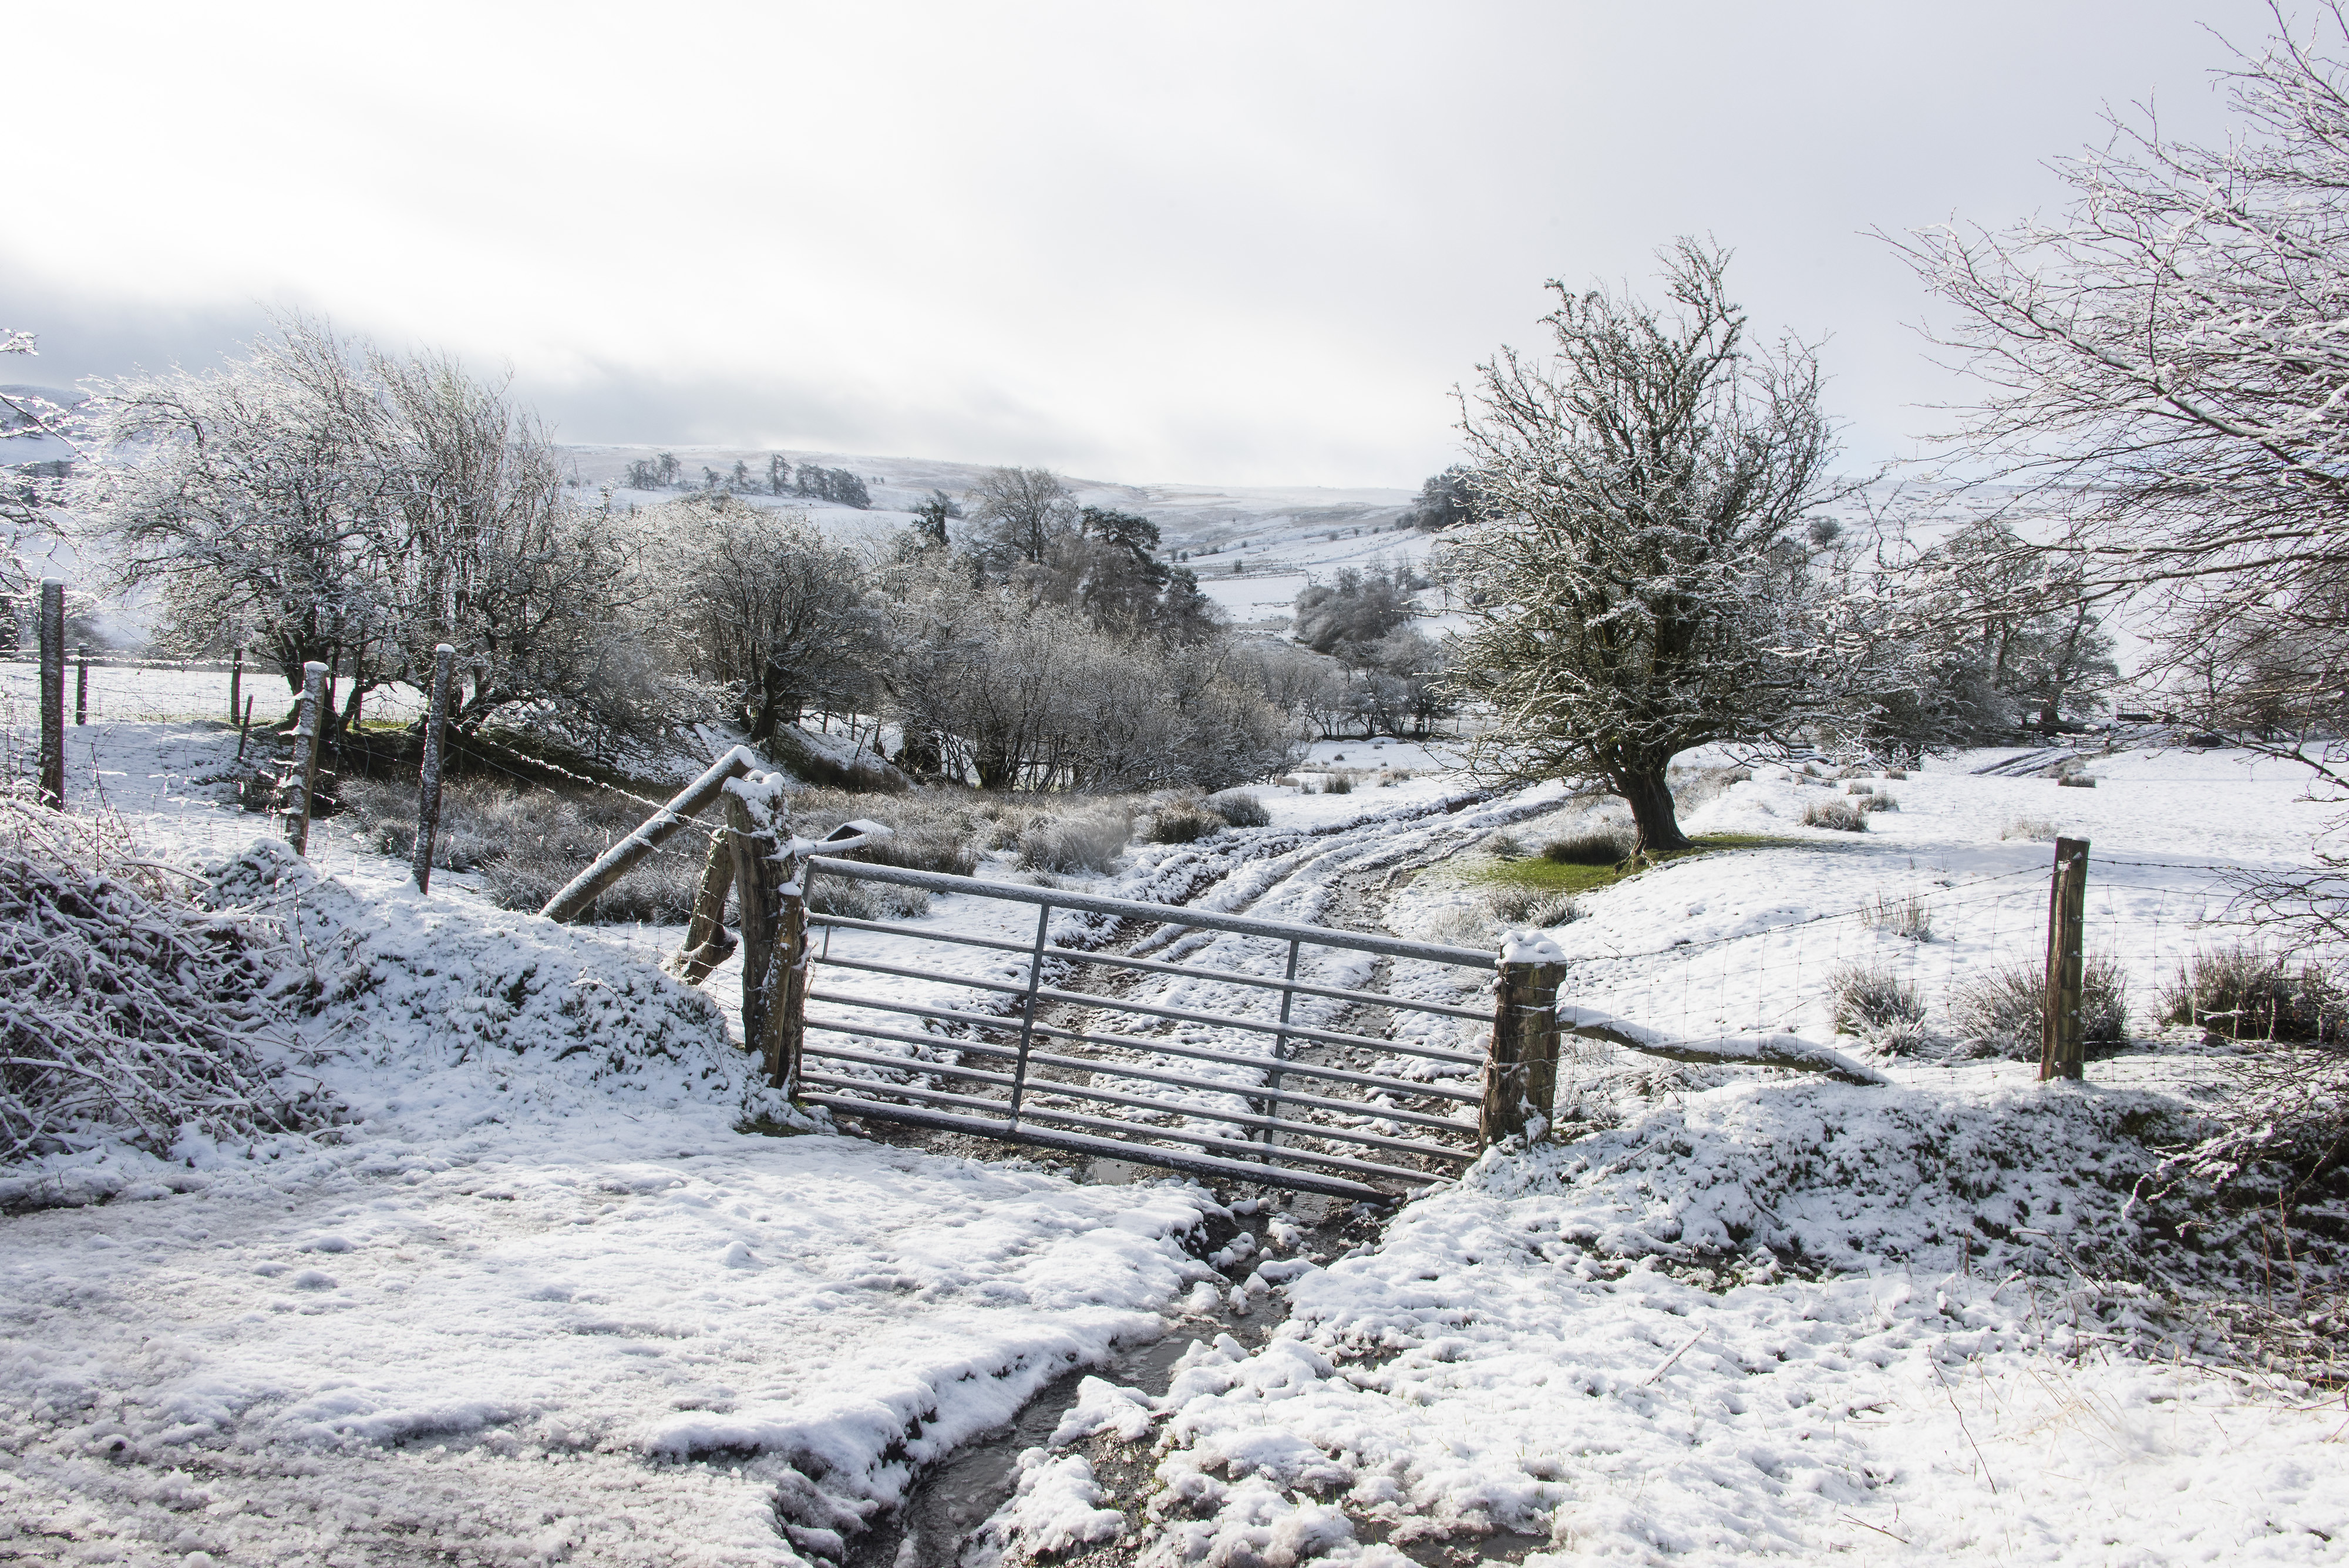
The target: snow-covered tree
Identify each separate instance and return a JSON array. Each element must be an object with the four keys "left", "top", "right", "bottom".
[
  {"left": 1448, "top": 240, "right": 1854, "bottom": 853},
  {"left": 963, "top": 466, "right": 1077, "bottom": 568},
  {"left": 1403, "top": 466, "right": 1479, "bottom": 531},
  {"left": 1887, "top": 4, "right": 2349, "bottom": 750}
]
